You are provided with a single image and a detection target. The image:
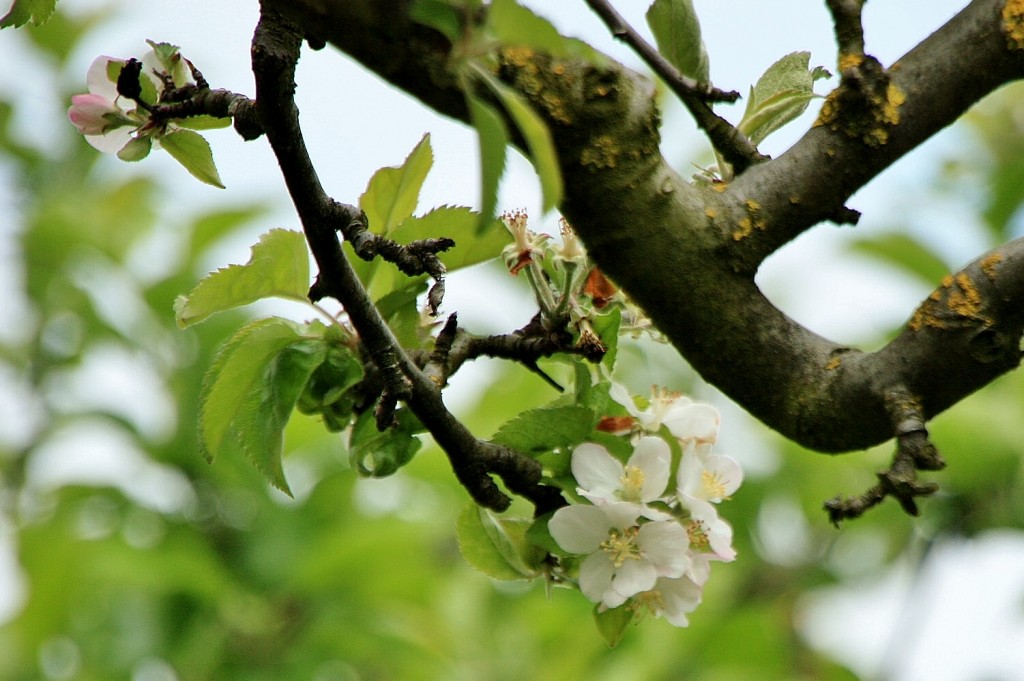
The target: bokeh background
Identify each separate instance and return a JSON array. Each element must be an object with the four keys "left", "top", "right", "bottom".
[{"left": 1, "top": 1, "right": 1023, "bottom": 679}]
